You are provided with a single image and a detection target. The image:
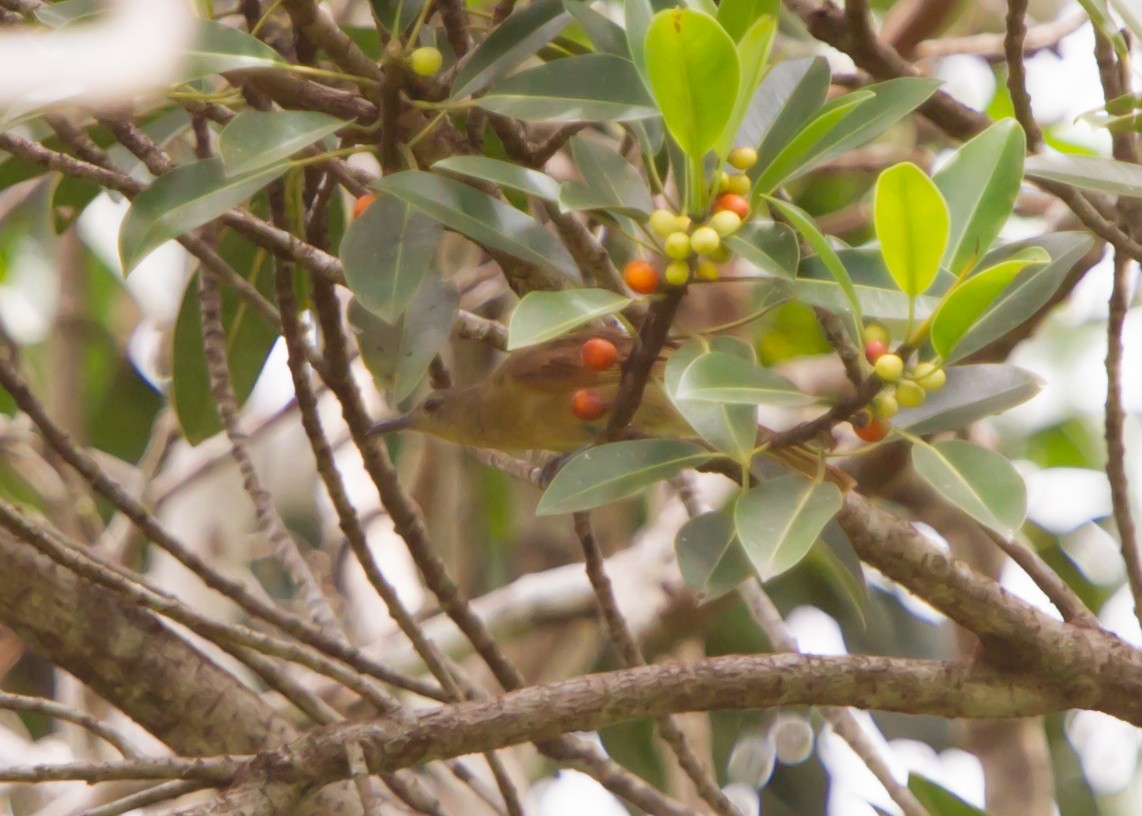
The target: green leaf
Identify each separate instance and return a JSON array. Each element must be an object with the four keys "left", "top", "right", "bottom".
[
  {"left": 676, "top": 351, "right": 811, "bottom": 406},
  {"left": 747, "top": 57, "right": 830, "bottom": 170},
  {"left": 1025, "top": 152, "right": 1142, "bottom": 197},
  {"left": 1076, "top": 0, "right": 1129, "bottom": 58},
  {"left": 476, "top": 54, "right": 657, "bottom": 123},
  {"left": 645, "top": 8, "right": 741, "bottom": 160},
  {"left": 218, "top": 111, "right": 346, "bottom": 177},
  {"left": 895, "top": 364, "right": 1042, "bottom": 435},
  {"left": 171, "top": 243, "right": 277, "bottom": 445},
  {"left": 949, "top": 232, "right": 1095, "bottom": 362},
  {"left": 340, "top": 193, "right": 442, "bottom": 323},
  {"left": 452, "top": 0, "right": 571, "bottom": 98},
  {"left": 930, "top": 249, "right": 1049, "bottom": 359},
  {"left": 765, "top": 196, "right": 863, "bottom": 339},
  {"left": 624, "top": 0, "right": 656, "bottom": 91},
  {"left": 564, "top": 0, "right": 631, "bottom": 57},
  {"left": 35, "top": 0, "right": 102, "bottom": 26},
  {"left": 665, "top": 338, "right": 758, "bottom": 460},
  {"left": 349, "top": 273, "right": 459, "bottom": 402},
  {"left": 537, "top": 439, "right": 711, "bottom": 515},
  {"left": 558, "top": 135, "right": 653, "bottom": 217},
  {"left": 735, "top": 476, "right": 843, "bottom": 581},
  {"left": 715, "top": 15, "right": 776, "bottom": 158},
  {"left": 369, "top": 0, "right": 425, "bottom": 34},
  {"left": 507, "top": 289, "right": 632, "bottom": 350},
  {"left": 776, "top": 278, "right": 941, "bottom": 323},
  {"left": 908, "top": 774, "right": 988, "bottom": 816},
  {"left": 375, "top": 171, "right": 580, "bottom": 281},
  {"left": 934, "top": 119, "right": 1026, "bottom": 275},
  {"left": 716, "top": 0, "right": 780, "bottom": 41},
  {"left": 724, "top": 220, "right": 799, "bottom": 277},
  {"left": 753, "top": 91, "right": 873, "bottom": 195},
  {"left": 874, "top": 162, "right": 949, "bottom": 297},
  {"left": 911, "top": 440, "right": 1027, "bottom": 537},
  {"left": 119, "top": 158, "right": 288, "bottom": 274},
  {"left": 675, "top": 511, "right": 755, "bottom": 599},
  {"left": 432, "top": 156, "right": 561, "bottom": 202},
  {"left": 182, "top": 19, "right": 286, "bottom": 81}
]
